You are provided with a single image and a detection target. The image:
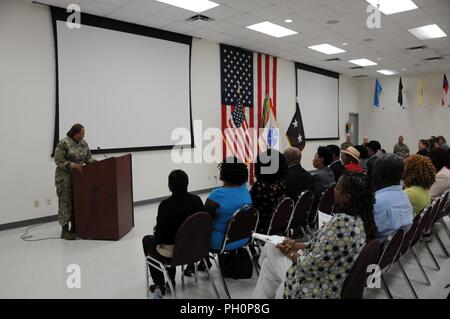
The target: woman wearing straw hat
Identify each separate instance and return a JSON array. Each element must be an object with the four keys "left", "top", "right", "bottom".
[{"left": 341, "top": 146, "right": 363, "bottom": 173}]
